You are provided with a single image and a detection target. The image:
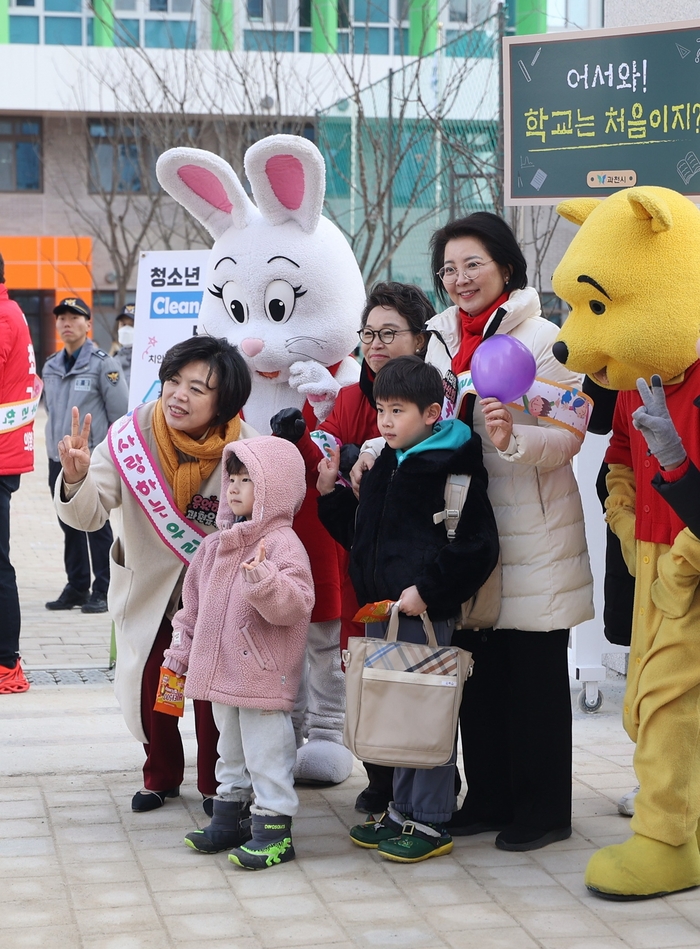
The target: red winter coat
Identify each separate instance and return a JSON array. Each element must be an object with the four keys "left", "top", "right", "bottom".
[
  {"left": 606, "top": 359, "right": 700, "bottom": 546},
  {"left": 0, "top": 285, "right": 35, "bottom": 476},
  {"left": 291, "top": 399, "right": 346, "bottom": 623},
  {"left": 294, "top": 361, "right": 380, "bottom": 647}
]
